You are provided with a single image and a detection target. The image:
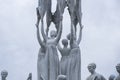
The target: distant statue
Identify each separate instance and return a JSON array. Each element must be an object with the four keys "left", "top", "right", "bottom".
[
  {"left": 56, "top": 75, "right": 67, "bottom": 80},
  {"left": 57, "top": 39, "right": 70, "bottom": 75},
  {"left": 27, "top": 73, "right": 32, "bottom": 80},
  {"left": 66, "top": 22, "right": 83, "bottom": 80},
  {"left": 115, "top": 63, "right": 120, "bottom": 80},
  {"left": 41, "top": 16, "right": 62, "bottom": 80},
  {"left": 109, "top": 75, "right": 115, "bottom": 80},
  {"left": 1, "top": 70, "right": 8, "bottom": 80},
  {"left": 86, "top": 63, "right": 106, "bottom": 80},
  {"left": 36, "top": 25, "right": 47, "bottom": 80}
]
